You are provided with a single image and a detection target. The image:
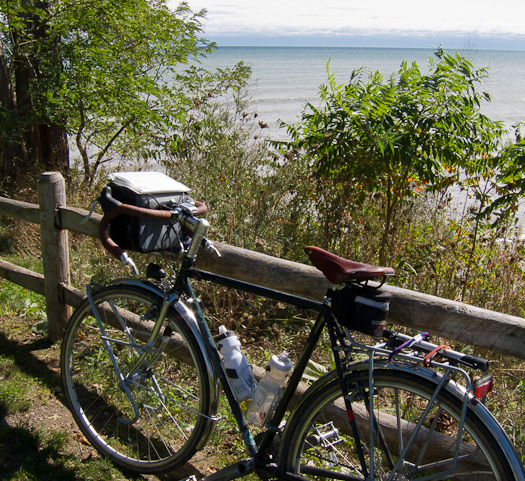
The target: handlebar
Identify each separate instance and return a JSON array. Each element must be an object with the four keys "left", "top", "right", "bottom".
[{"left": 98, "top": 187, "right": 209, "bottom": 272}]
